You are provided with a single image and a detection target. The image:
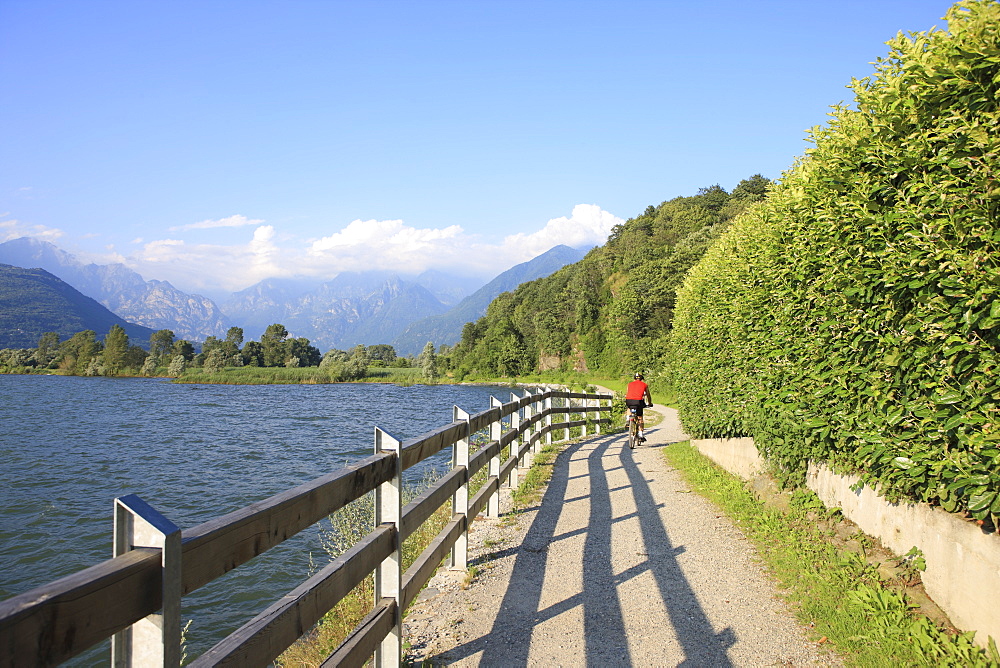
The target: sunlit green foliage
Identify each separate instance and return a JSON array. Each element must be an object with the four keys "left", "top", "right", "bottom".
[{"left": 669, "top": 0, "right": 1000, "bottom": 521}]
